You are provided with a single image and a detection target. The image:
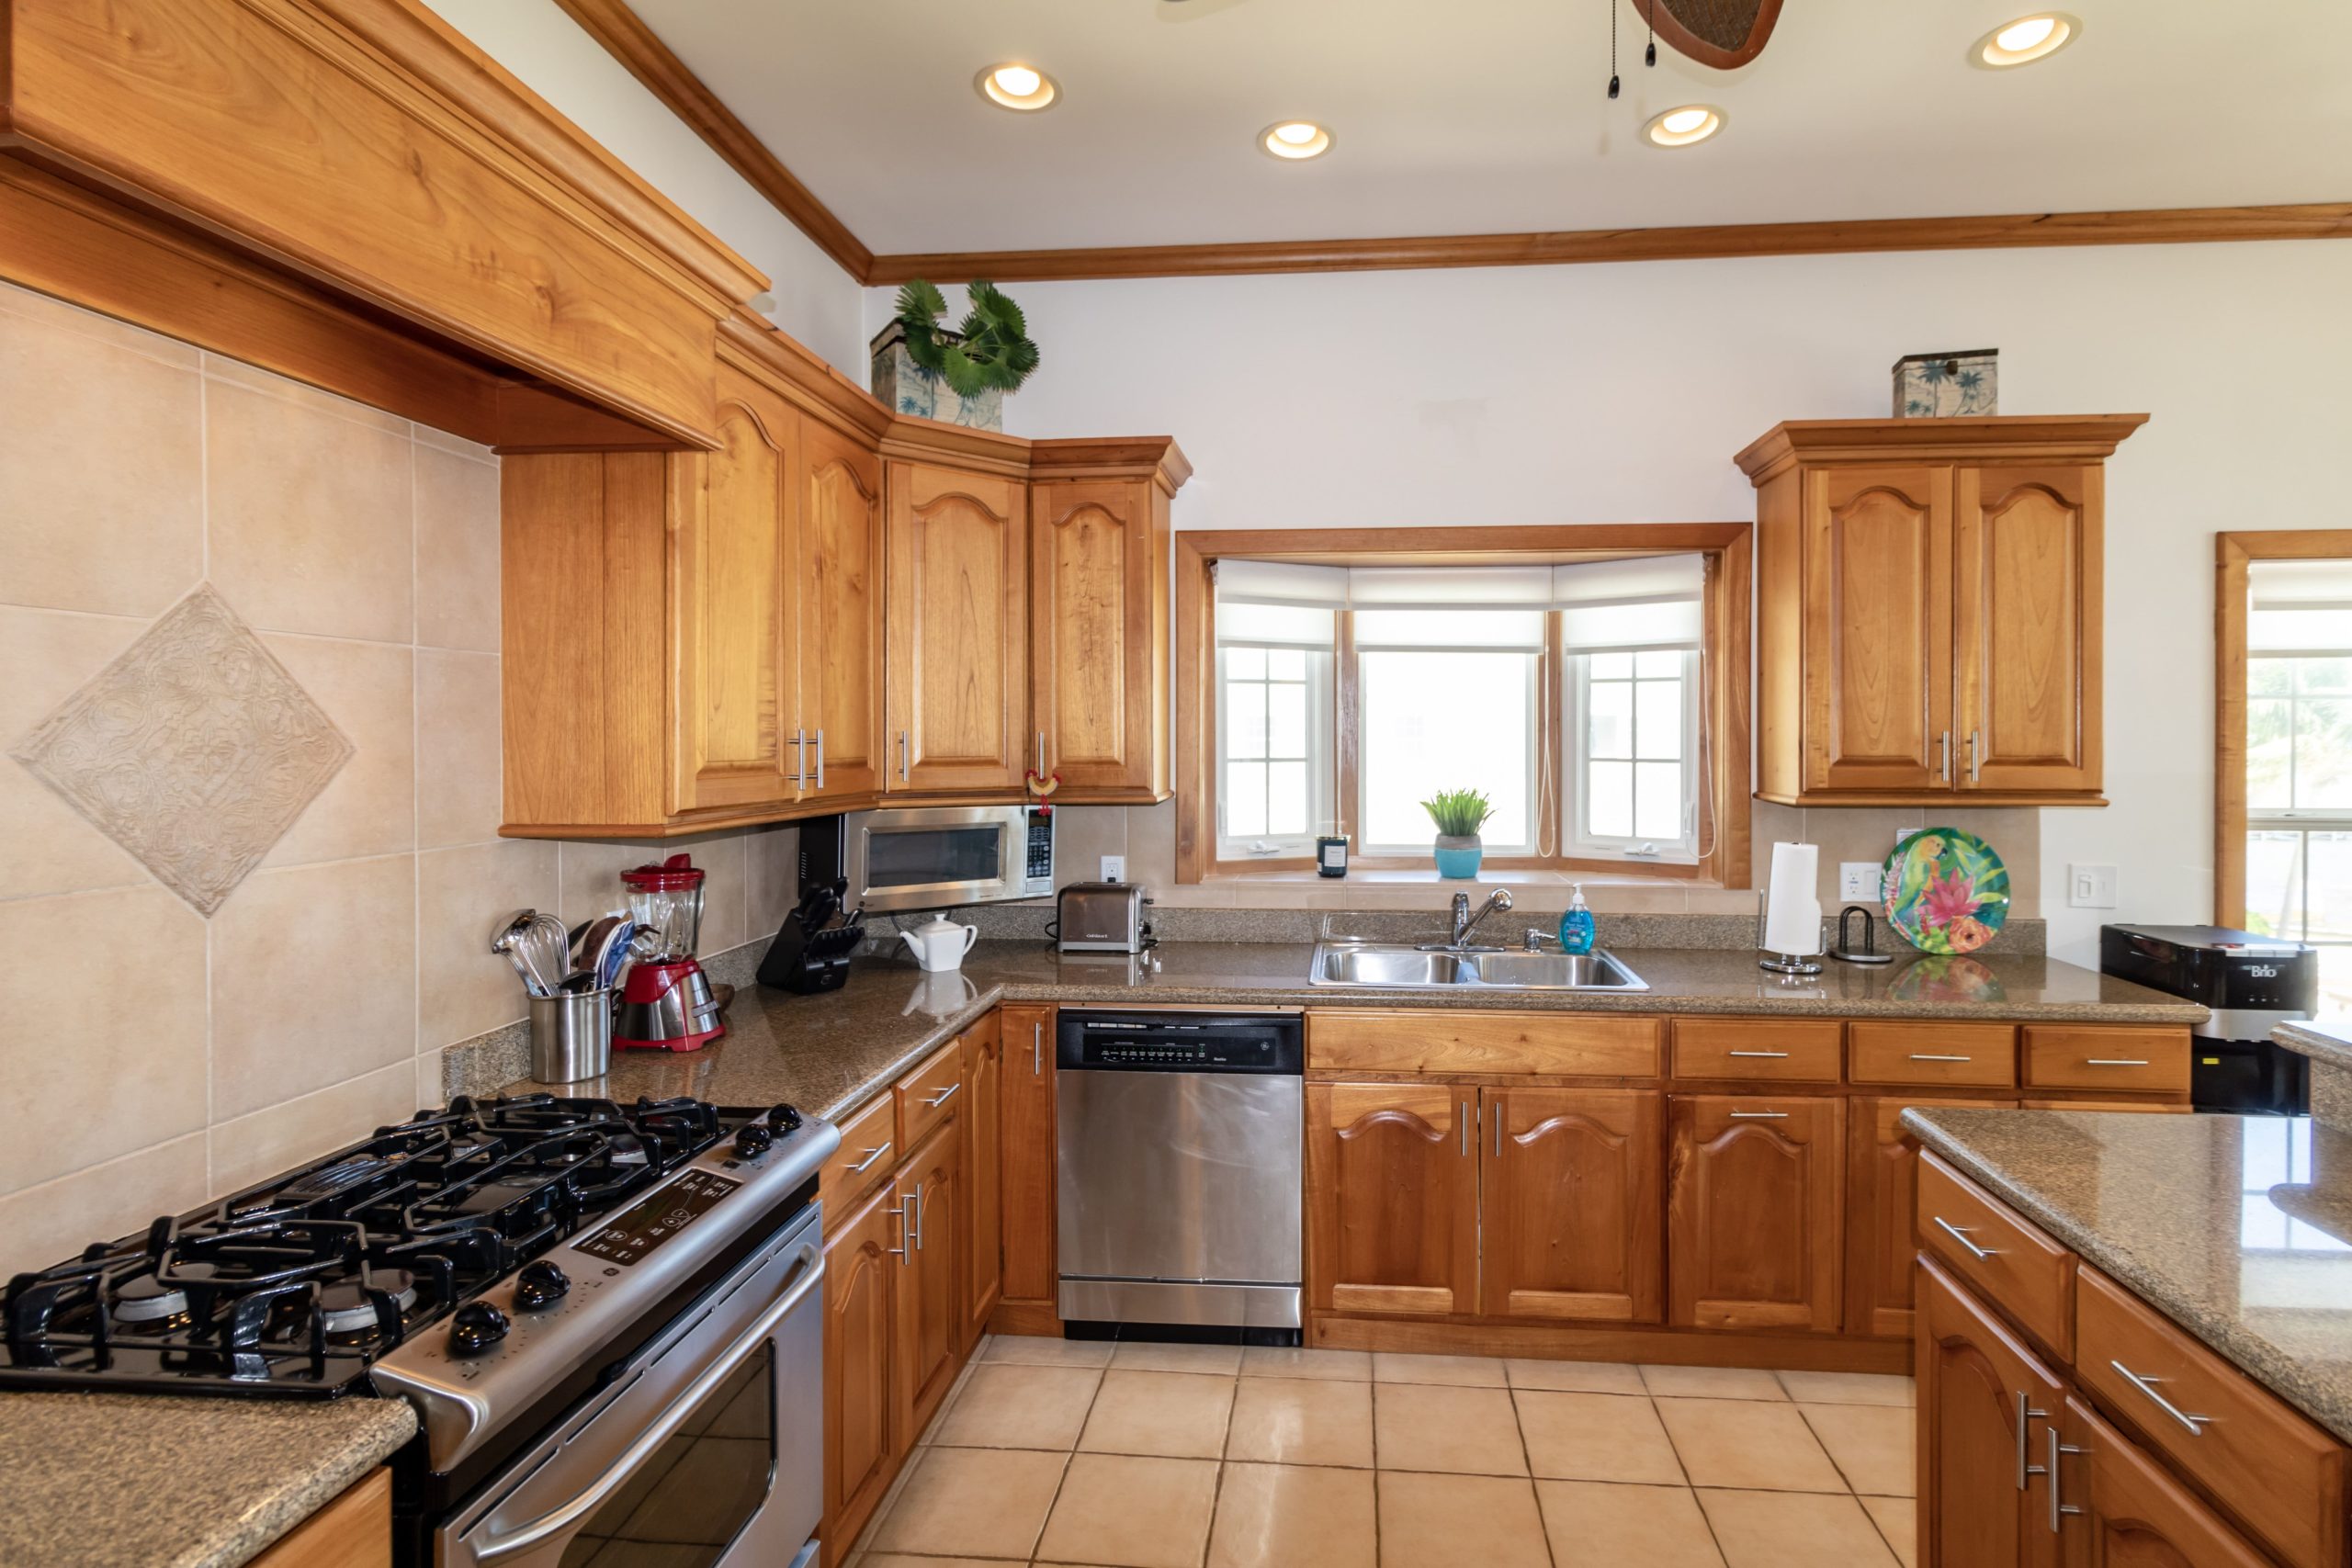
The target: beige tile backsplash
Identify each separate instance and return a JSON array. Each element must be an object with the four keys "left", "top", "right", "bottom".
[{"left": 0, "top": 281, "right": 797, "bottom": 1279}]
